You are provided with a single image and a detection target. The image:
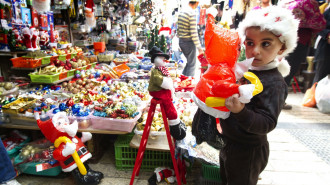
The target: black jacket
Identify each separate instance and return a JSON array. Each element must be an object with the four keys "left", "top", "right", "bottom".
[
  {"left": 192, "top": 68, "right": 287, "bottom": 147},
  {"left": 220, "top": 68, "right": 287, "bottom": 145}
]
